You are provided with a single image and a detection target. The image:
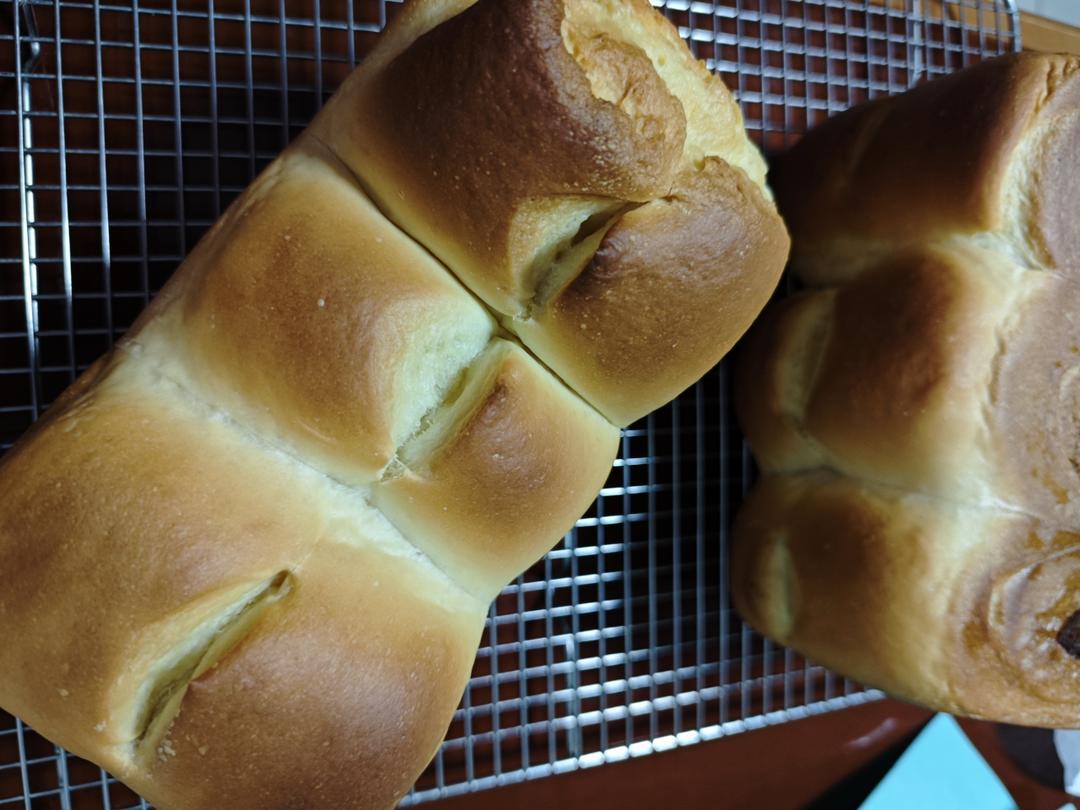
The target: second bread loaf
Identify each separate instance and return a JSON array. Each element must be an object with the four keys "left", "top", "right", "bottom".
[{"left": 734, "top": 52, "right": 1080, "bottom": 727}]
